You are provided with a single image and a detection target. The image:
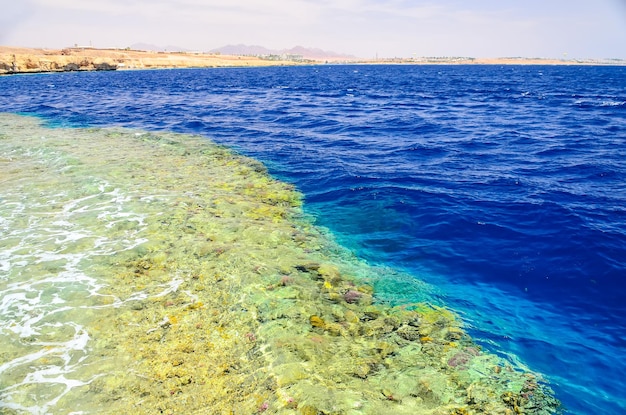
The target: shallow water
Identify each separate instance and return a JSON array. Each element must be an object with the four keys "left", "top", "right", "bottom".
[
  {"left": 0, "top": 64, "right": 624, "bottom": 414},
  {"left": 1, "top": 114, "right": 561, "bottom": 414}
]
